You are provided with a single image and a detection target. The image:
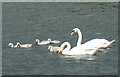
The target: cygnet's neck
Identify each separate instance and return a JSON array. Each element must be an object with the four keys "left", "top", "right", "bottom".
[{"left": 11, "top": 43, "right": 14, "bottom": 47}]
